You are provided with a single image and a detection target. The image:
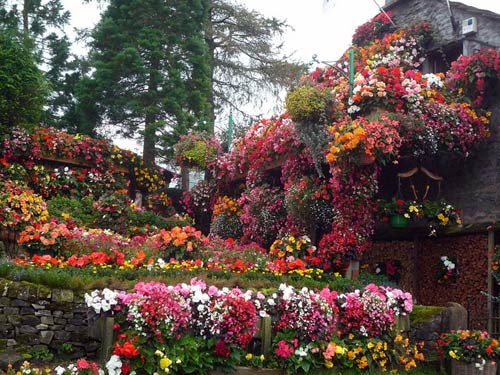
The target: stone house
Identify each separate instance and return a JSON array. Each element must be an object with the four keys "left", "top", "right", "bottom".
[{"left": 363, "top": 0, "right": 500, "bottom": 334}]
